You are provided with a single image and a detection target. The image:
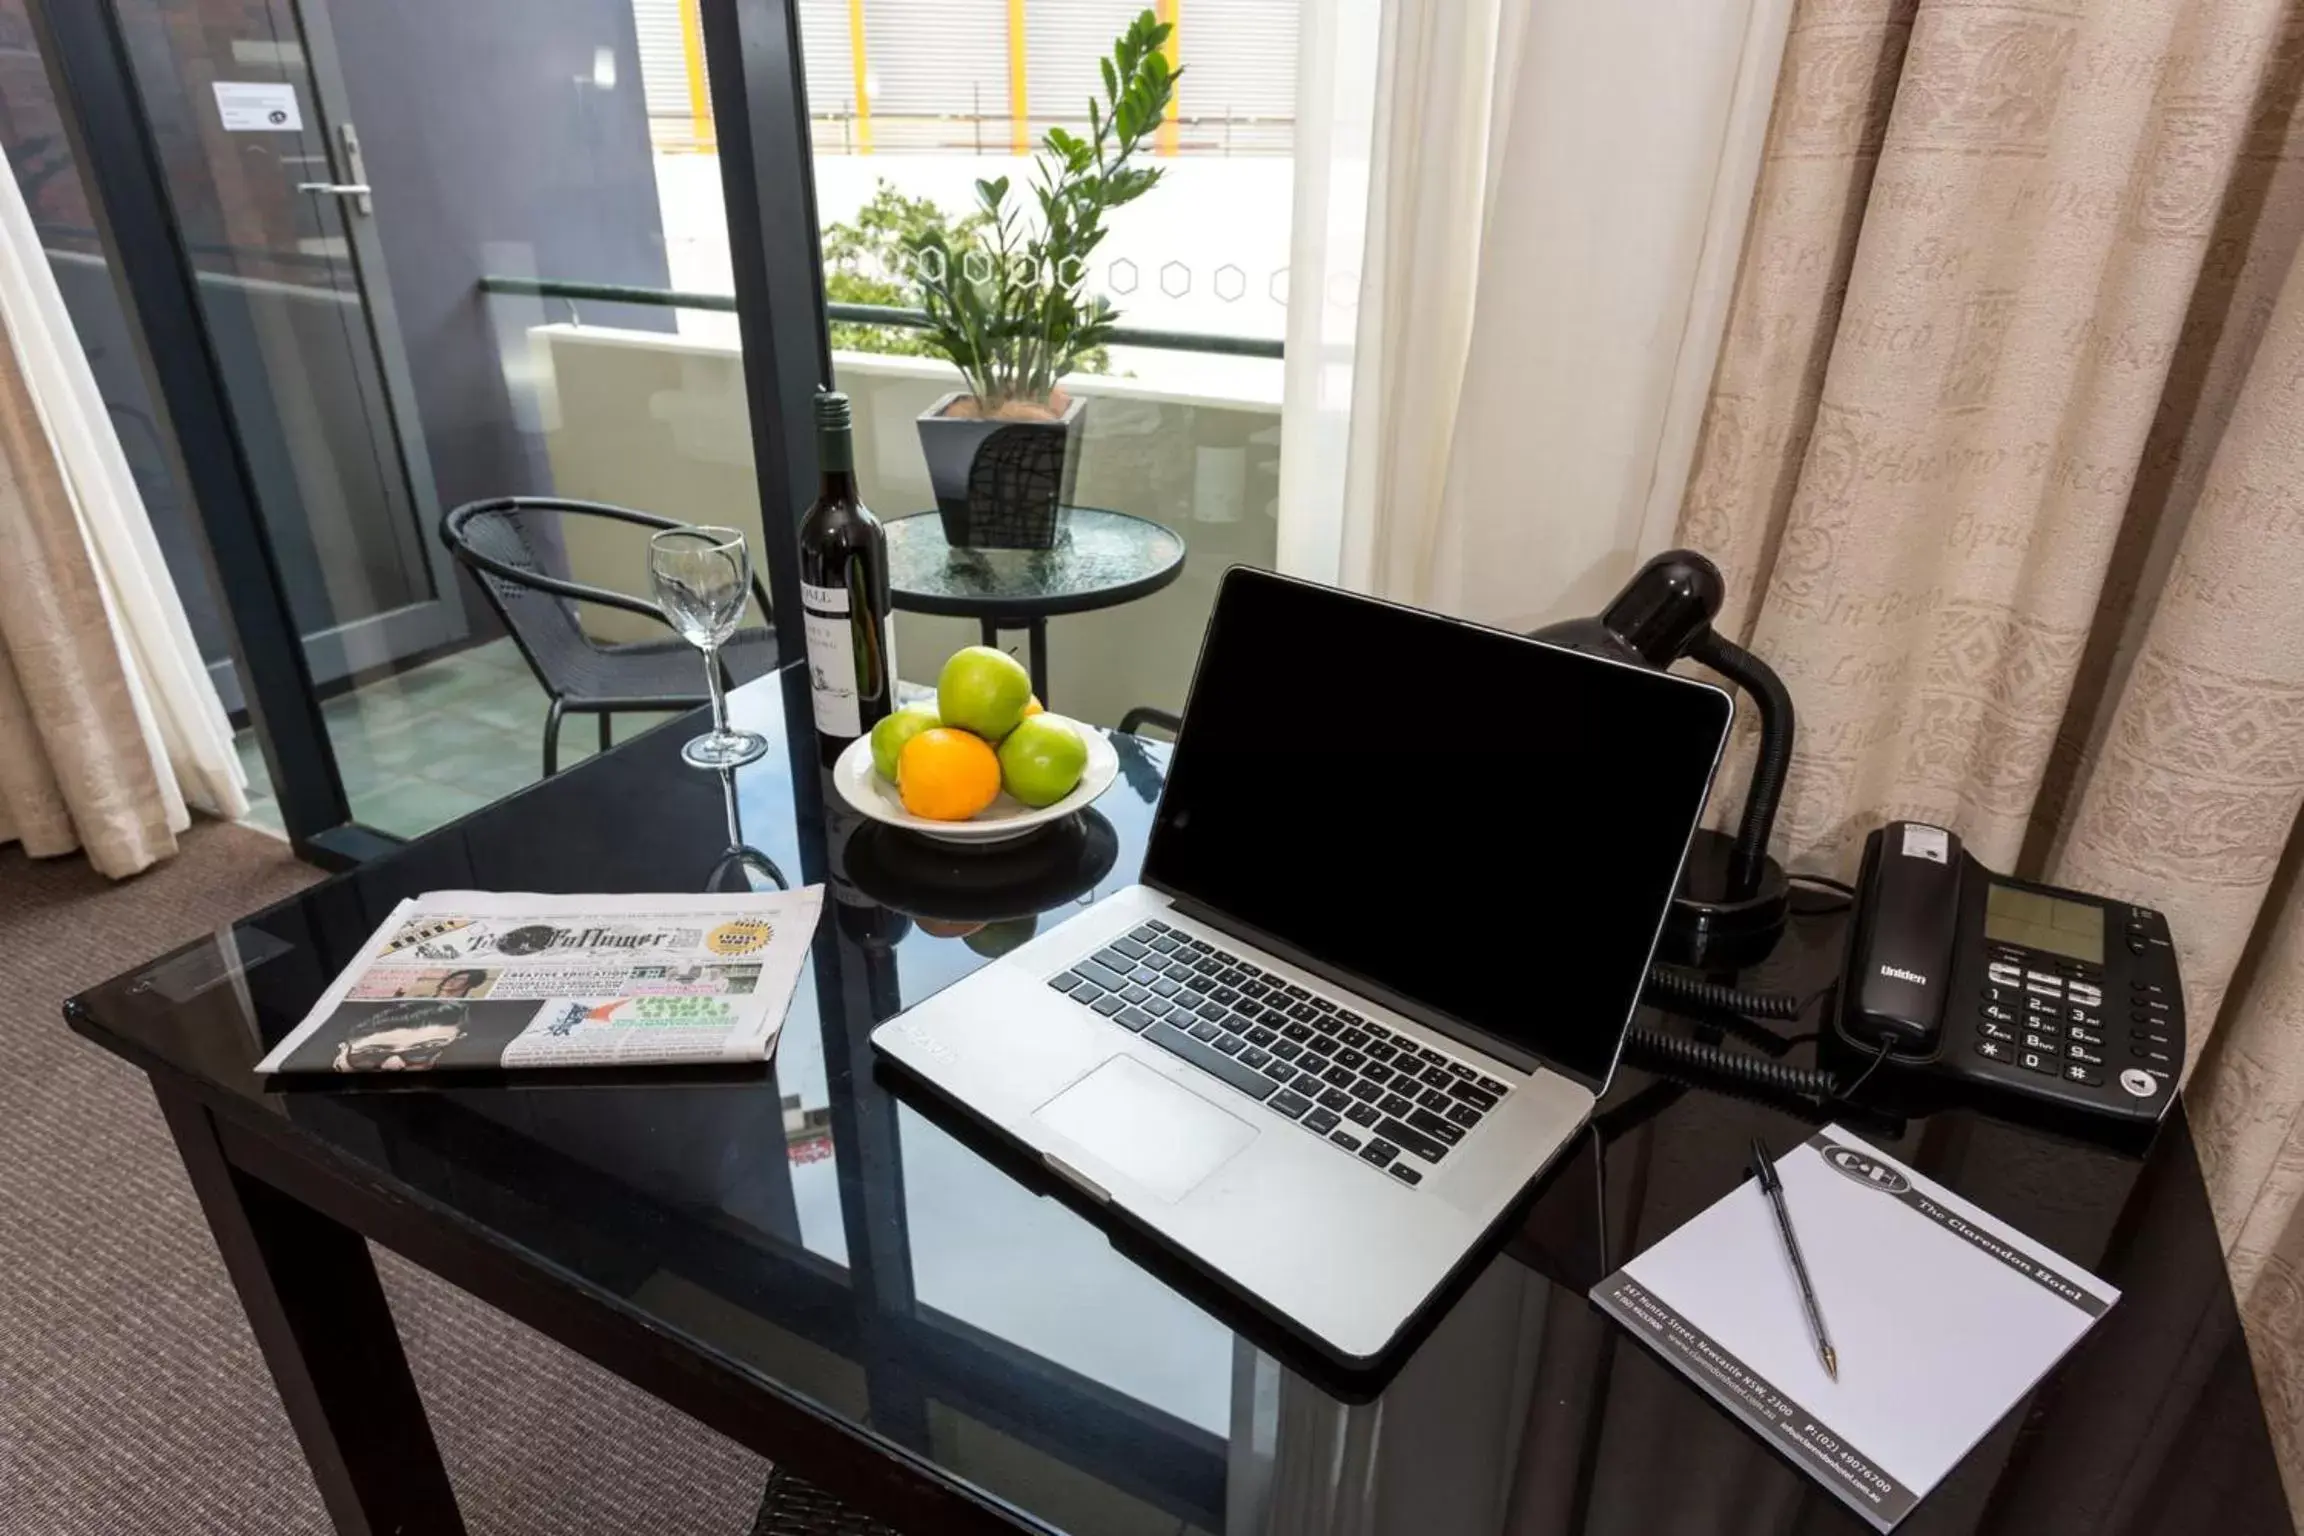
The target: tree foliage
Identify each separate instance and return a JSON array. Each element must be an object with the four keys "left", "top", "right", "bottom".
[{"left": 822, "top": 183, "right": 980, "bottom": 359}]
